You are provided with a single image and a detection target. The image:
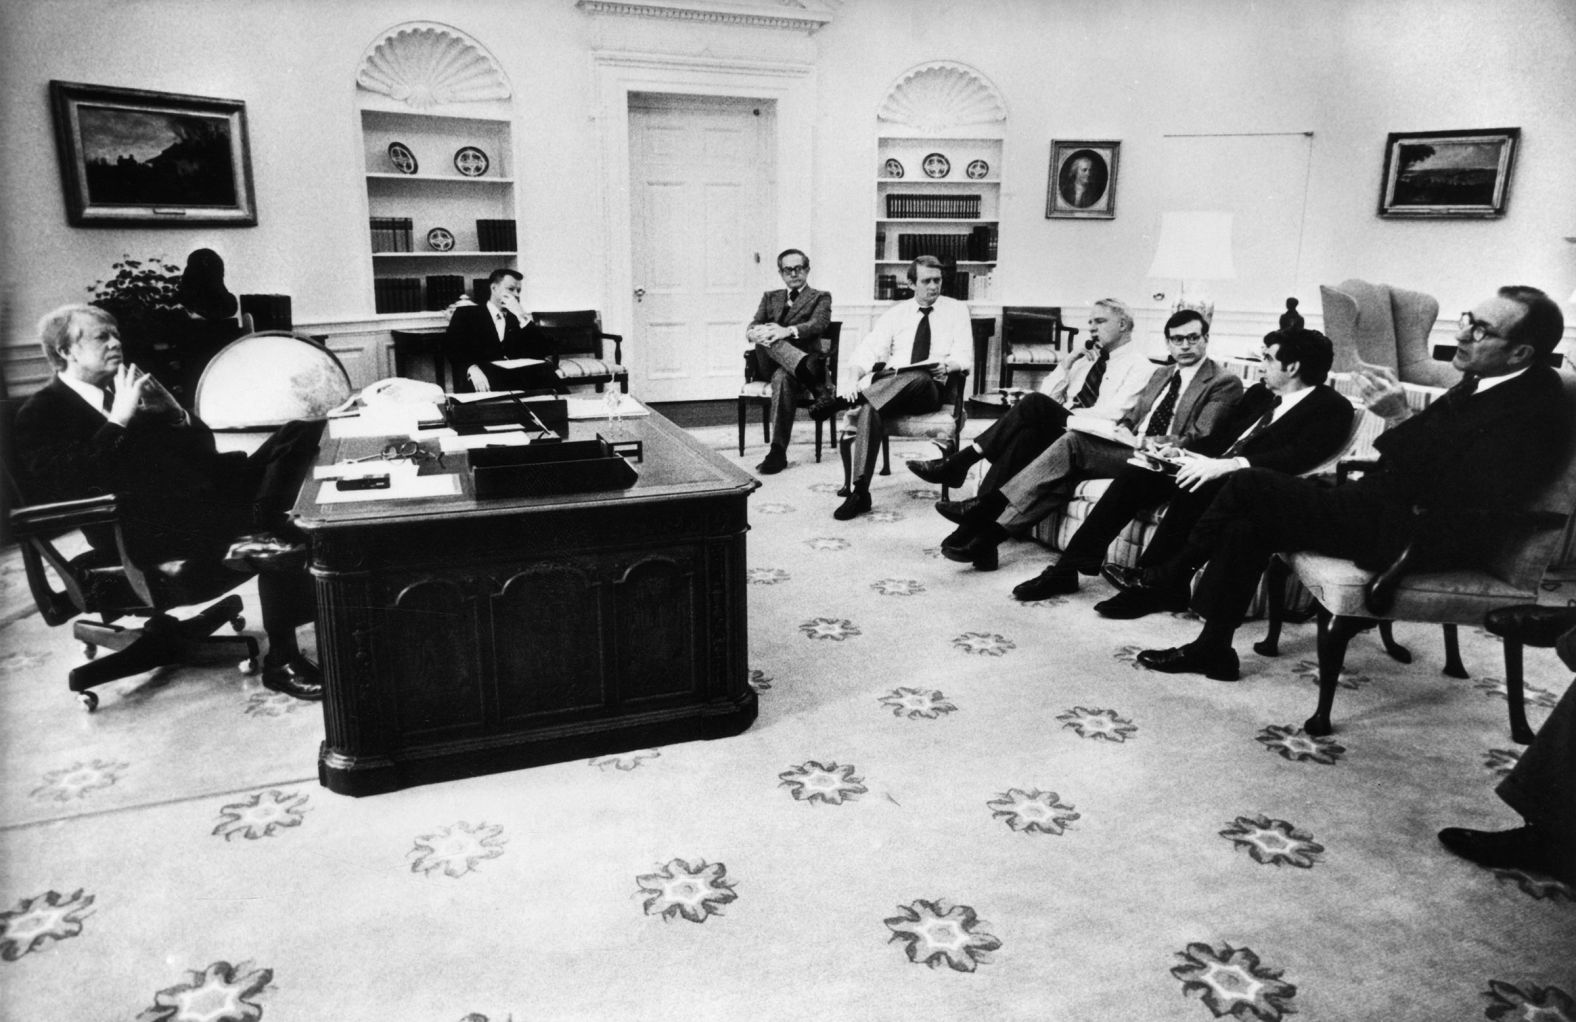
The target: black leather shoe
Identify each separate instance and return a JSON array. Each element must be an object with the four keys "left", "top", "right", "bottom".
[
  {"left": 1135, "top": 644, "right": 1240, "bottom": 681},
  {"left": 1099, "top": 563, "right": 1148, "bottom": 592},
  {"left": 1483, "top": 605, "right": 1576, "bottom": 648},
  {"left": 262, "top": 654, "right": 324, "bottom": 701},
  {"left": 810, "top": 393, "right": 849, "bottom": 422},
  {"left": 756, "top": 447, "right": 788, "bottom": 475},
  {"left": 934, "top": 498, "right": 978, "bottom": 525},
  {"left": 907, "top": 456, "right": 971, "bottom": 488},
  {"left": 833, "top": 491, "right": 872, "bottom": 520},
  {"left": 1093, "top": 586, "right": 1167, "bottom": 619},
  {"left": 224, "top": 532, "right": 309, "bottom": 573},
  {"left": 1438, "top": 825, "right": 1572, "bottom": 881},
  {"left": 1012, "top": 567, "right": 1079, "bottom": 600},
  {"left": 942, "top": 530, "right": 1000, "bottom": 571}
]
